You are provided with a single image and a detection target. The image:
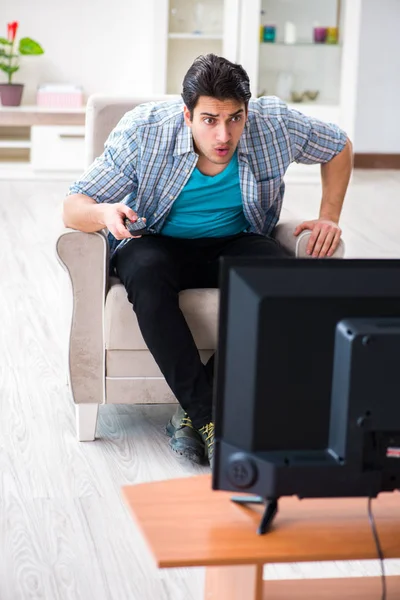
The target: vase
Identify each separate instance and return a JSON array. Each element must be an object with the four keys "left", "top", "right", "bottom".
[
  {"left": 0, "top": 83, "right": 24, "bottom": 107},
  {"left": 313, "top": 27, "right": 327, "bottom": 43},
  {"left": 263, "top": 25, "right": 276, "bottom": 43},
  {"left": 326, "top": 27, "right": 339, "bottom": 44}
]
